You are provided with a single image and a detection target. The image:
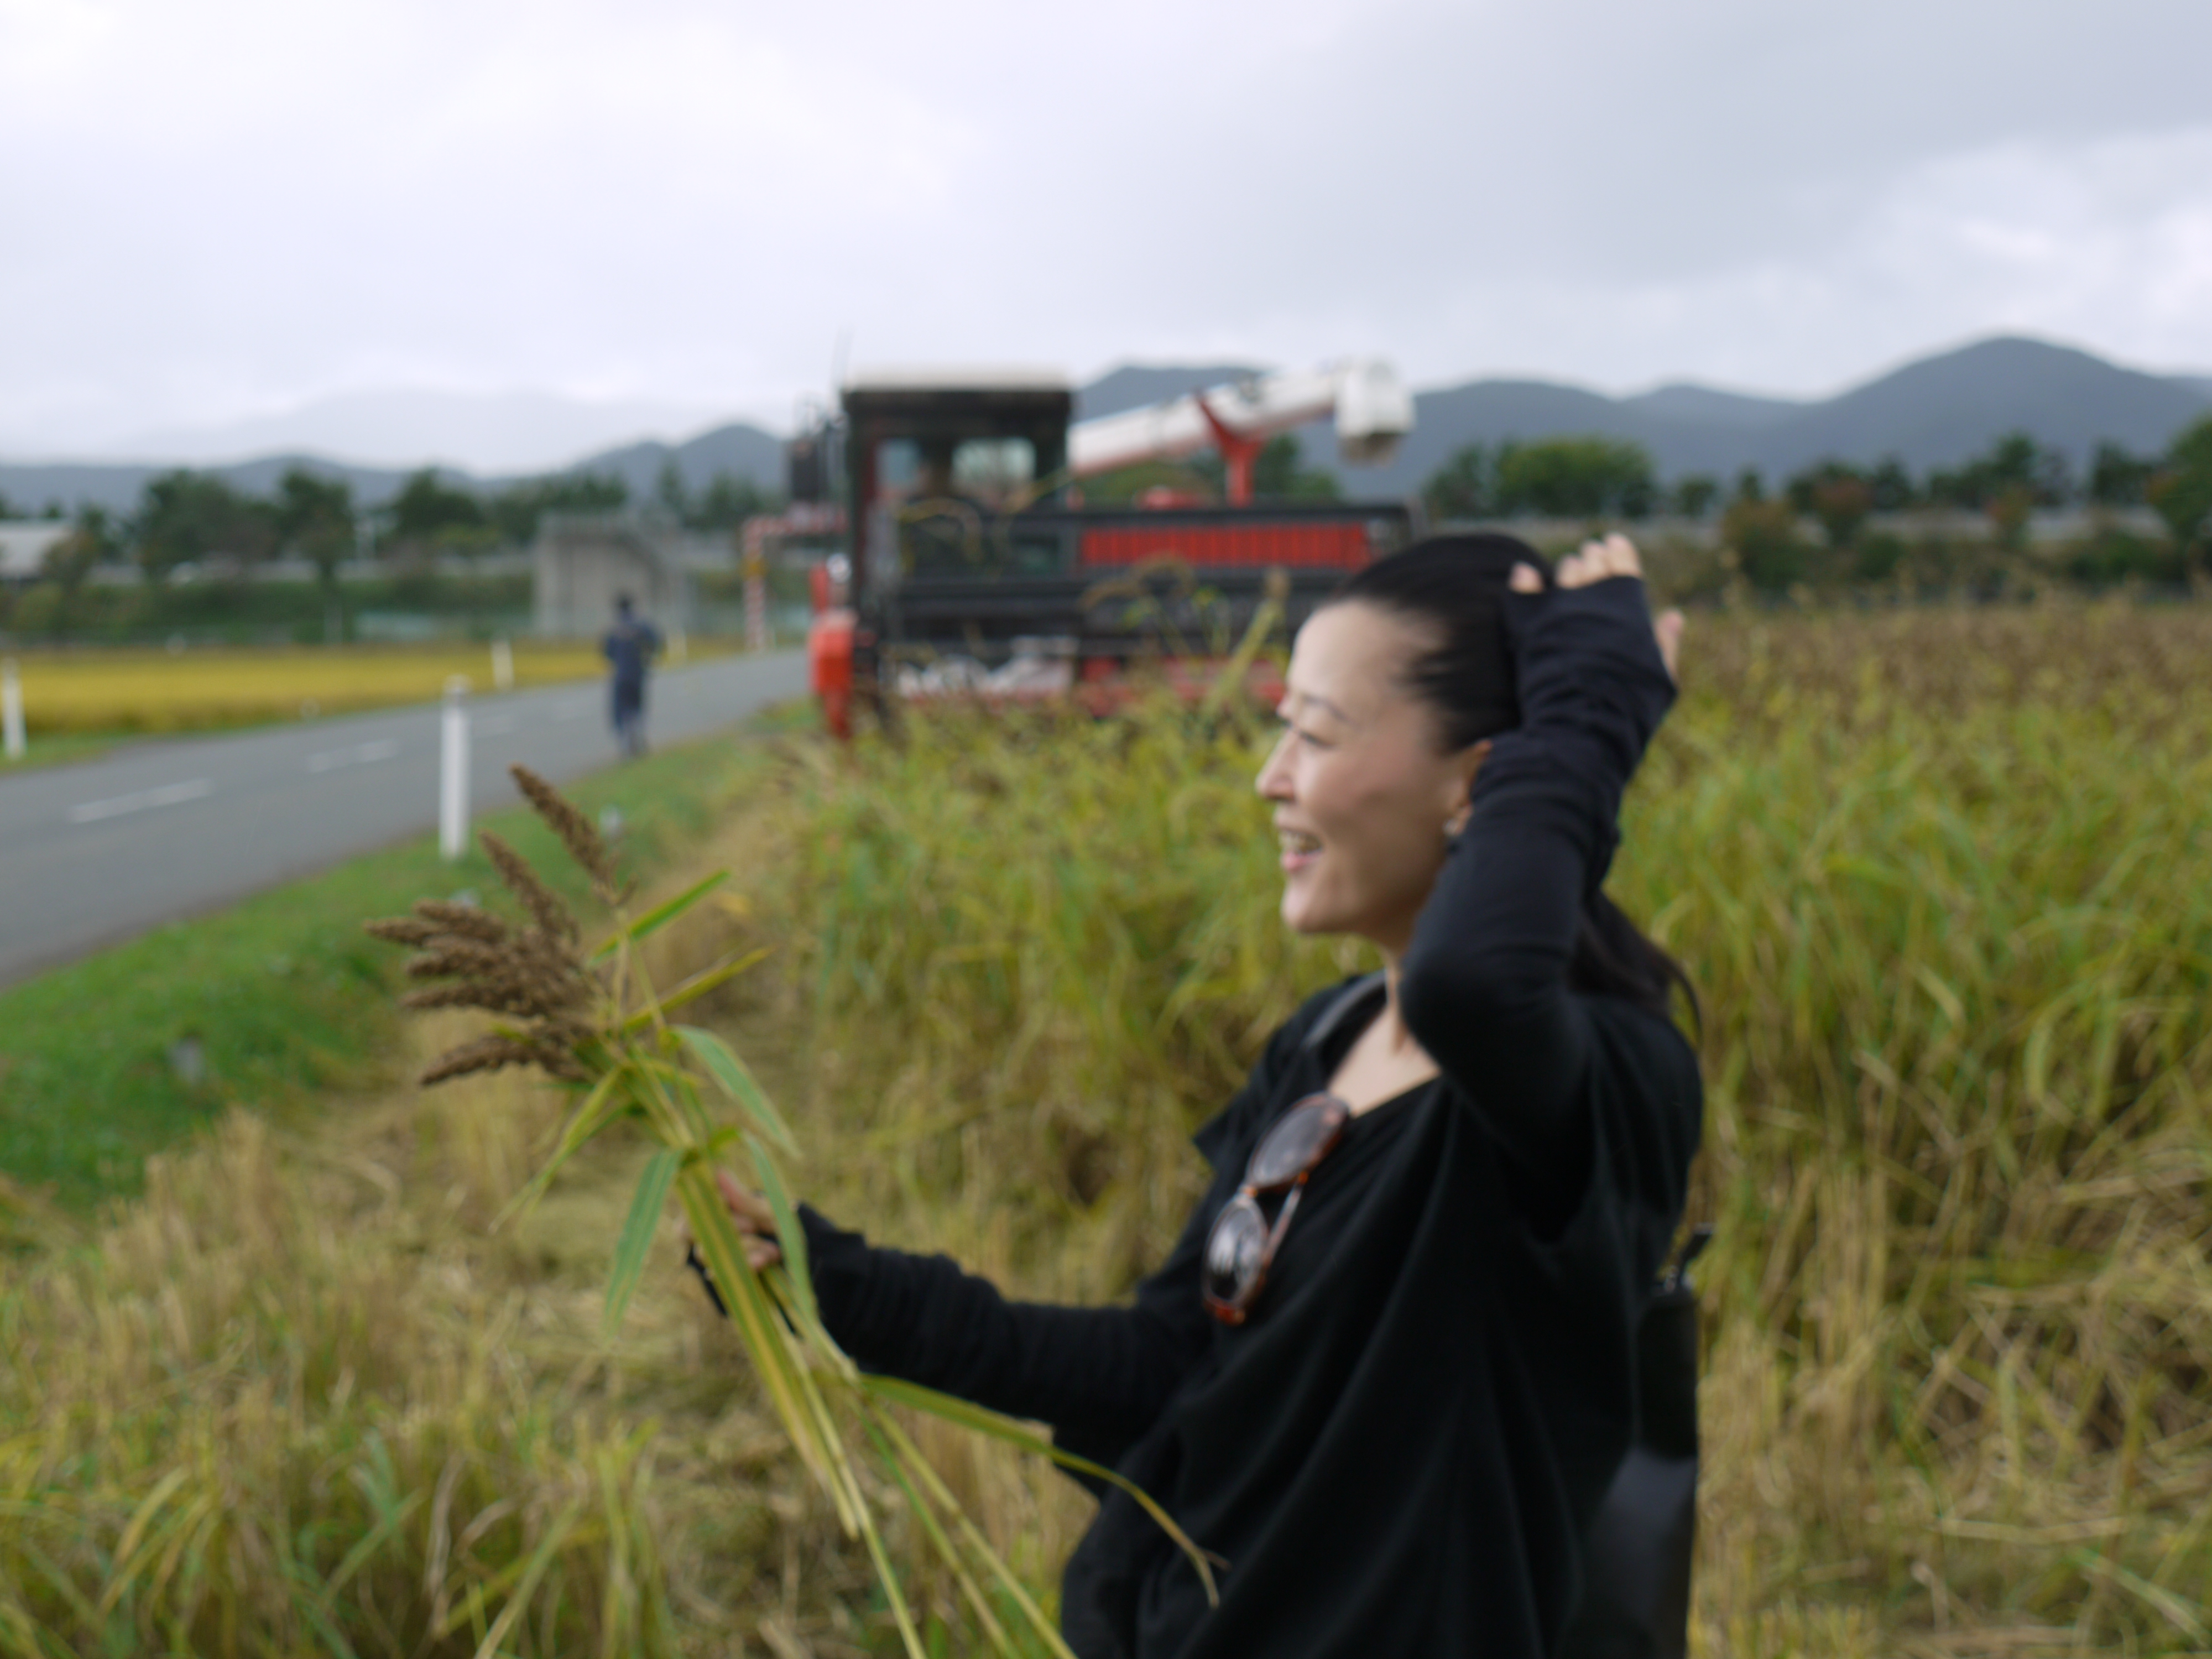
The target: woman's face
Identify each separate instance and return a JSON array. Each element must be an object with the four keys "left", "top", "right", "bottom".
[{"left": 1254, "top": 602, "right": 1488, "bottom": 957}]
